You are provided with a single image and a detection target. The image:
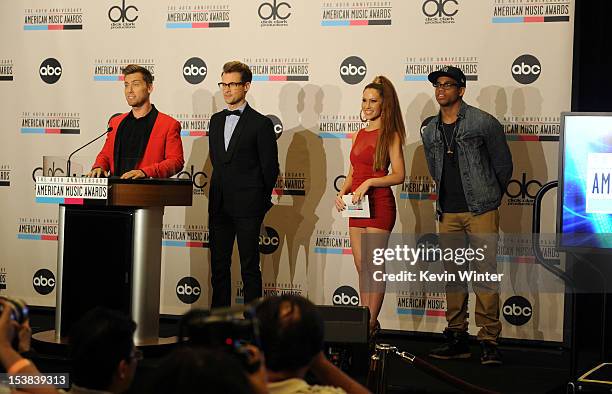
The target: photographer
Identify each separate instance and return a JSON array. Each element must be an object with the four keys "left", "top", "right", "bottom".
[
  {"left": 0, "top": 299, "right": 58, "bottom": 394},
  {"left": 256, "top": 295, "right": 370, "bottom": 394}
]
